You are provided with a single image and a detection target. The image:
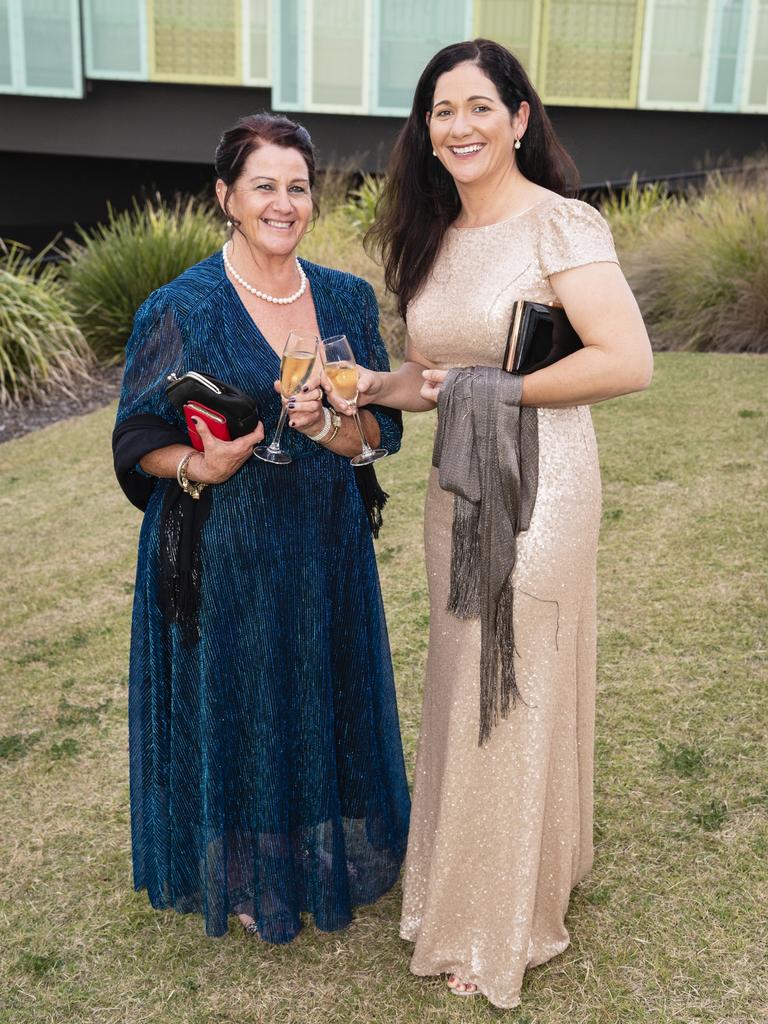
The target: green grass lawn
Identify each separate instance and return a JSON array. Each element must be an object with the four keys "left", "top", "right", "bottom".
[{"left": 1, "top": 353, "right": 766, "bottom": 1024}]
